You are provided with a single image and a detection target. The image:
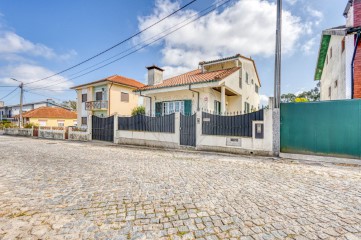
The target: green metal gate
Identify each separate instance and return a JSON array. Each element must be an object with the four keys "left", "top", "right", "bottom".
[{"left": 281, "top": 100, "right": 361, "bottom": 159}]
